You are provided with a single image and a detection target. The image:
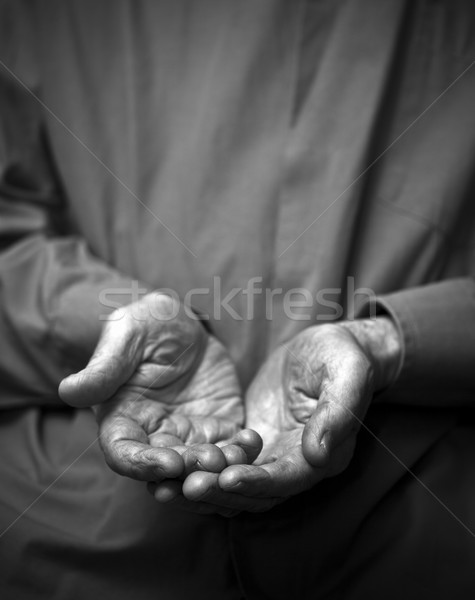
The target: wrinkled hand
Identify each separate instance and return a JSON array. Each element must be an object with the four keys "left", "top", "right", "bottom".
[
  {"left": 59, "top": 292, "right": 261, "bottom": 482},
  {"left": 153, "top": 318, "right": 401, "bottom": 514}
]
